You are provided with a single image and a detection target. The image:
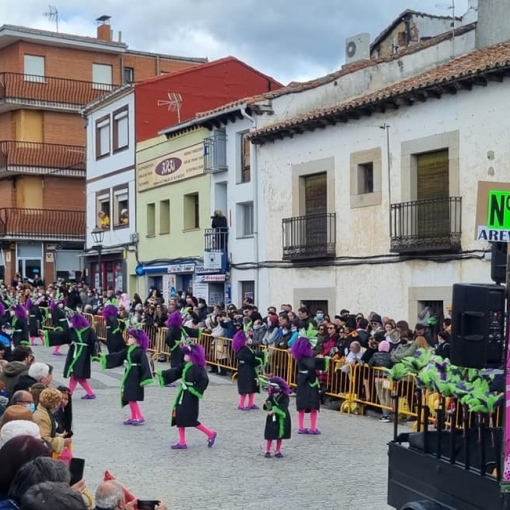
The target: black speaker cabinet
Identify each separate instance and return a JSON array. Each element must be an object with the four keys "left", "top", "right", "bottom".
[
  {"left": 491, "top": 242, "right": 507, "bottom": 285},
  {"left": 450, "top": 283, "right": 505, "bottom": 369}
]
